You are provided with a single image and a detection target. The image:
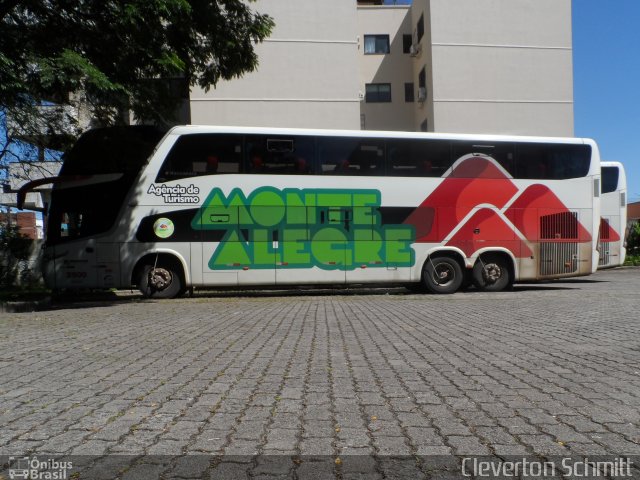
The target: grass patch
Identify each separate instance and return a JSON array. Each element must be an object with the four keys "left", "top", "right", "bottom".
[{"left": 624, "top": 254, "right": 640, "bottom": 266}]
